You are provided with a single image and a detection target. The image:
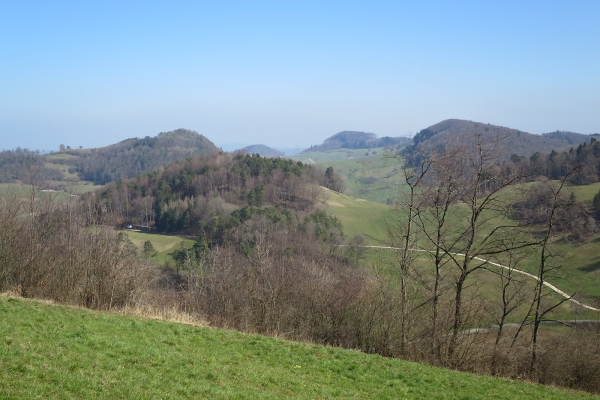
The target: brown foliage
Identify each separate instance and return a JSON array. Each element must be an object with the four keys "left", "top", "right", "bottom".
[{"left": 0, "top": 188, "right": 154, "bottom": 310}]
